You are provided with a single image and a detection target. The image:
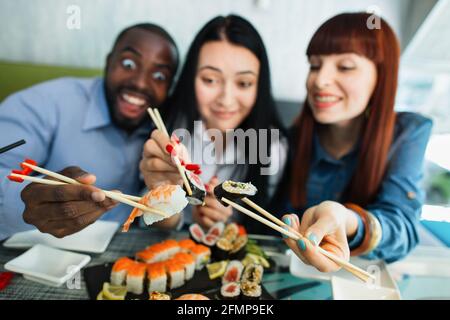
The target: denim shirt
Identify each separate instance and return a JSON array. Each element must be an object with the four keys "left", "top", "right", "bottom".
[
  {"left": 285, "top": 112, "right": 433, "bottom": 263},
  {"left": 0, "top": 77, "right": 151, "bottom": 240}
]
